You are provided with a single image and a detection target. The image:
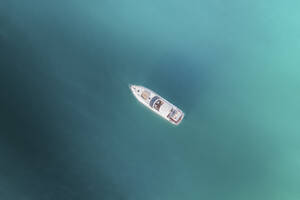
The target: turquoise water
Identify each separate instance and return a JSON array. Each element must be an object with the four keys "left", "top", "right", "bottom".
[{"left": 1, "top": 0, "right": 300, "bottom": 199}]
